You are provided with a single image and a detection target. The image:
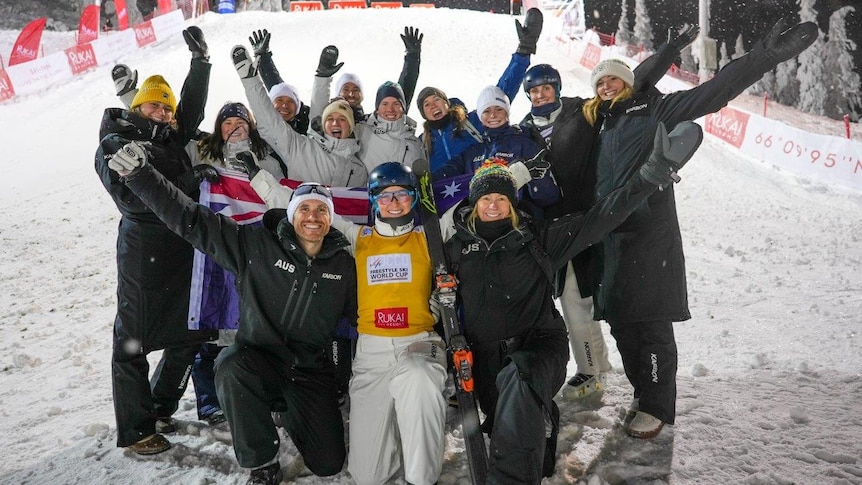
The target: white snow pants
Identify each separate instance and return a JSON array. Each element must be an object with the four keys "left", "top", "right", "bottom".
[
  {"left": 559, "top": 262, "right": 612, "bottom": 375},
  {"left": 347, "top": 331, "right": 447, "bottom": 485}
]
